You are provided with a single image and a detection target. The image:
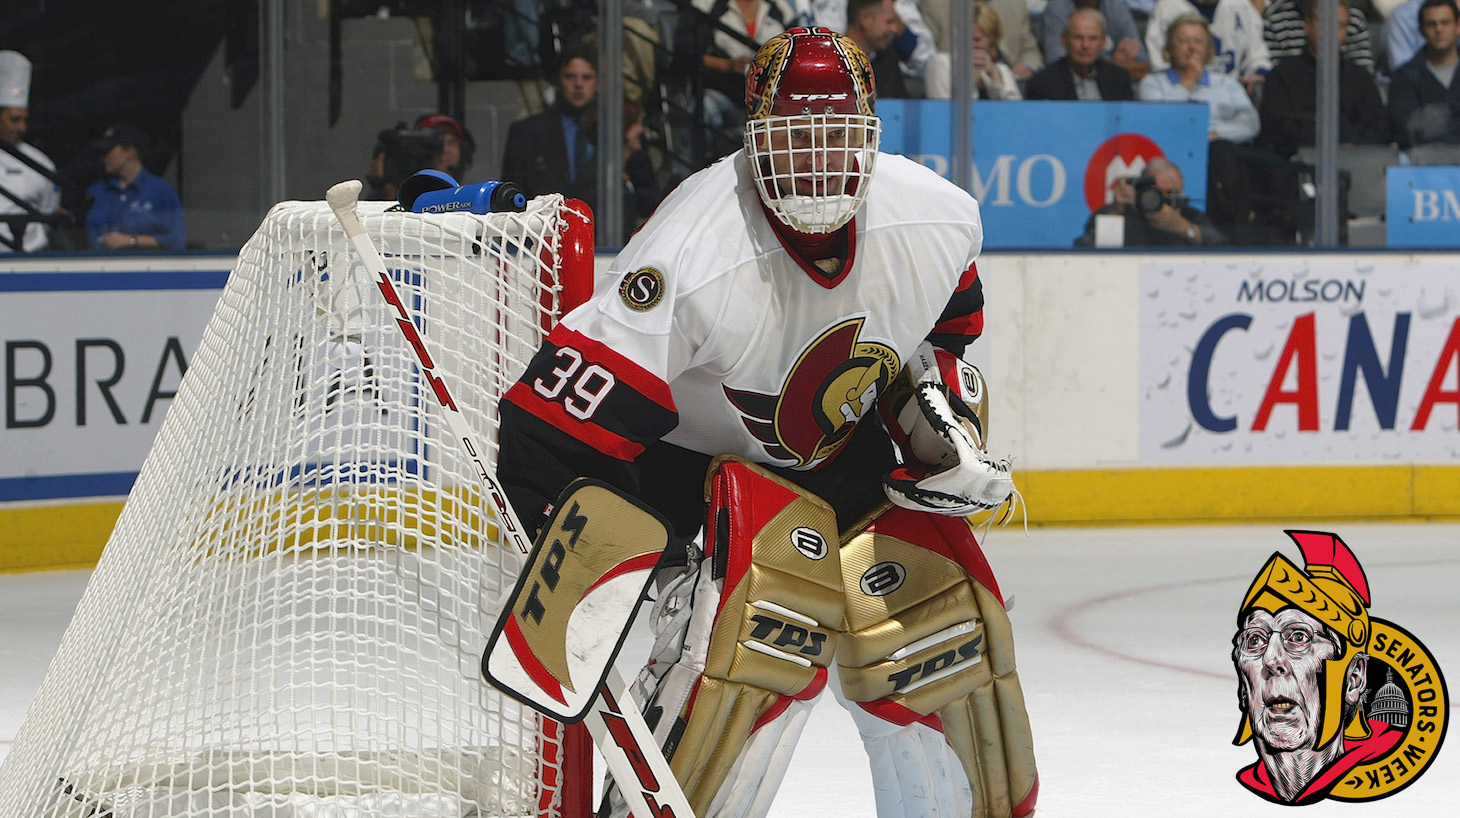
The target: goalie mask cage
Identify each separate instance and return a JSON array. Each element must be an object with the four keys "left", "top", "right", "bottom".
[{"left": 0, "top": 194, "right": 596, "bottom": 818}]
